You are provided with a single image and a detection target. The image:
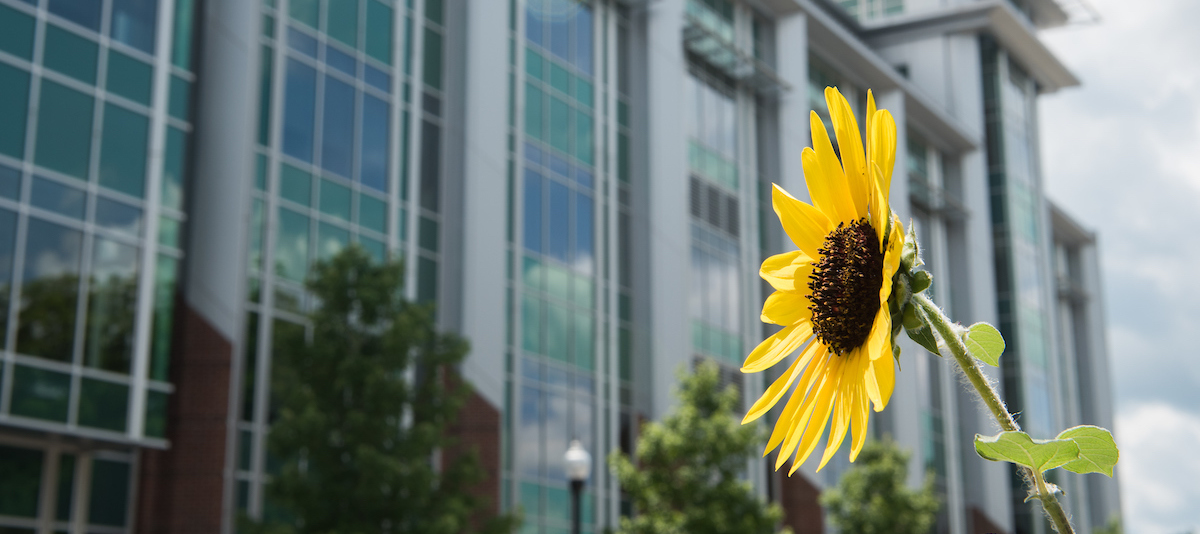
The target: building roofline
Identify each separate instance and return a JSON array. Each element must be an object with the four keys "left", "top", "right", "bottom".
[
  {"left": 857, "top": 0, "right": 1080, "bottom": 93},
  {"left": 798, "top": 0, "right": 980, "bottom": 153},
  {"left": 1049, "top": 200, "right": 1097, "bottom": 244}
]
